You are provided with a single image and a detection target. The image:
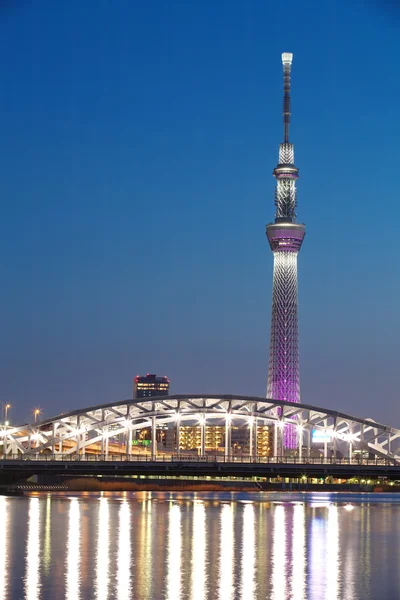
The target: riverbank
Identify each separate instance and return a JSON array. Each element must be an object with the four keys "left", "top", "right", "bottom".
[{"left": 58, "top": 477, "right": 400, "bottom": 493}]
